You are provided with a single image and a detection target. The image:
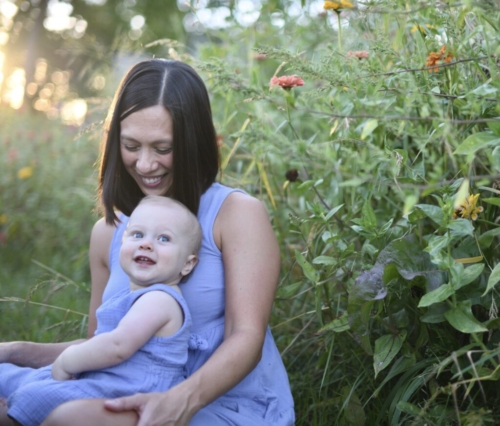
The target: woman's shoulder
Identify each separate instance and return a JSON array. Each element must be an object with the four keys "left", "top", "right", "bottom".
[{"left": 90, "top": 216, "right": 119, "bottom": 259}]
